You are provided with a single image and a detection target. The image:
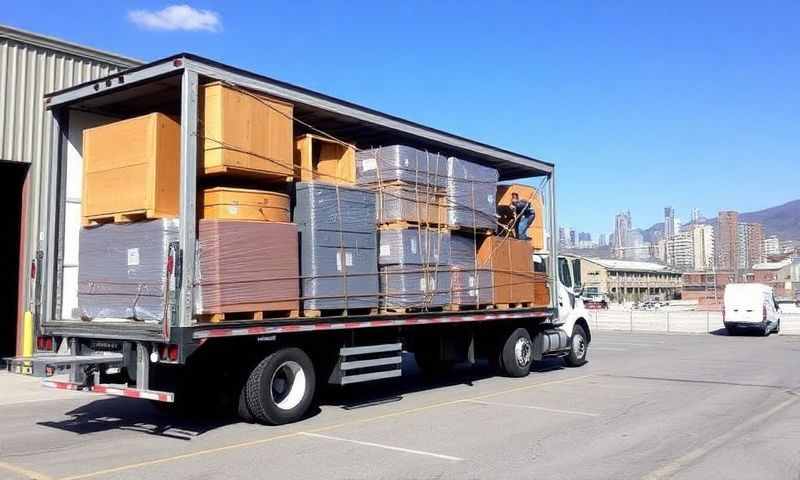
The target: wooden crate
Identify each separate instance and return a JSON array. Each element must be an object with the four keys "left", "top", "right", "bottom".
[
  {"left": 477, "top": 236, "right": 549, "bottom": 306},
  {"left": 295, "top": 134, "right": 356, "bottom": 184},
  {"left": 201, "top": 82, "right": 294, "bottom": 179},
  {"left": 82, "top": 113, "right": 179, "bottom": 225},
  {"left": 200, "top": 187, "right": 290, "bottom": 222},
  {"left": 496, "top": 184, "right": 545, "bottom": 250}
]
